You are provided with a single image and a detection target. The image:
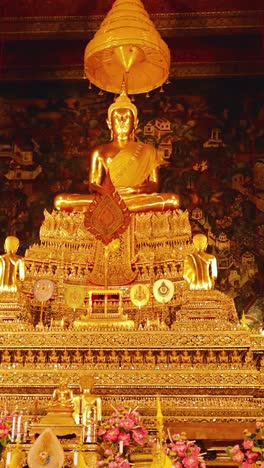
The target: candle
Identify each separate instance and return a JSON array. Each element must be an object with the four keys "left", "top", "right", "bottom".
[
  {"left": 16, "top": 413, "right": 22, "bottom": 440},
  {"left": 73, "top": 451, "right": 78, "bottom": 466},
  {"left": 6, "top": 451, "right": 11, "bottom": 466},
  {"left": 119, "top": 440, "right": 123, "bottom": 454},
  {"left": 11, "top": 416, "right": 16, "bottom": 442},
  {"left": 23, "top": 421, "right": 28, "bottom": 443}
]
